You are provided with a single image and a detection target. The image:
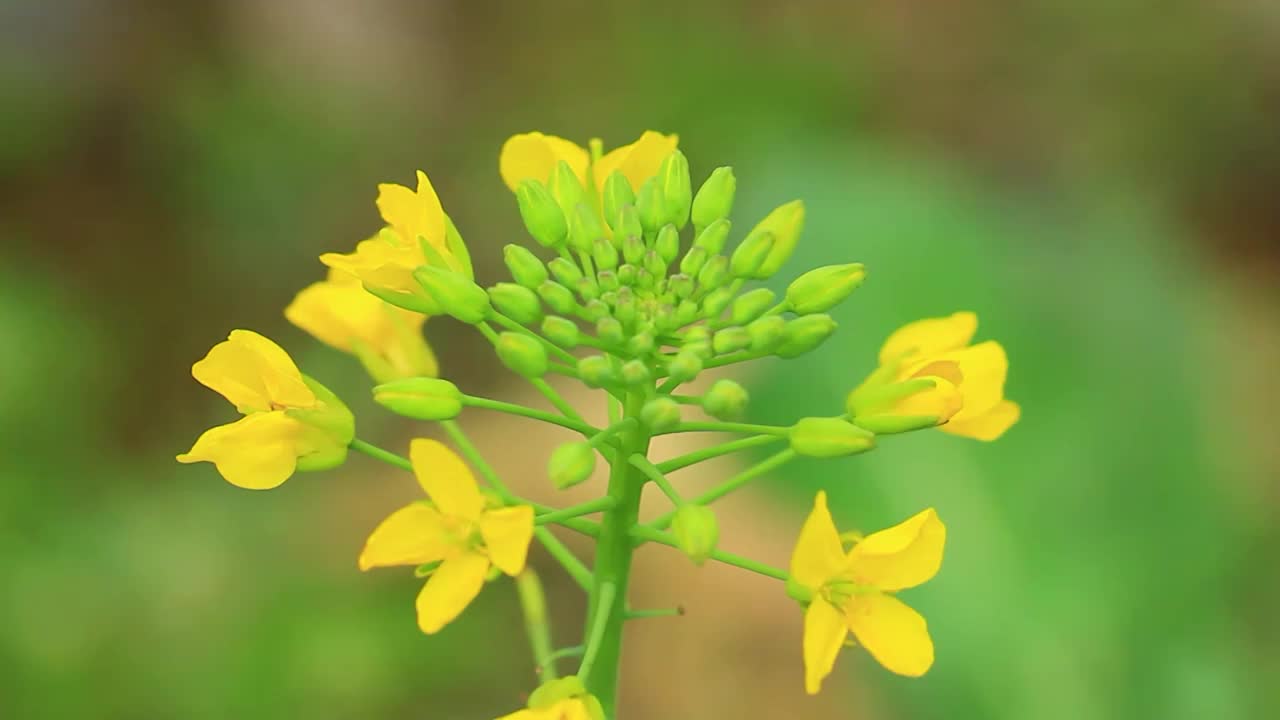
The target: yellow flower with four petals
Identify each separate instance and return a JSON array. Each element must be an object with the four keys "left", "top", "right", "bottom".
[
  {"left": 359, "top": 438, "right": 535, "bottom": 634},
  {"left": 499, "top": 130, "right": 678, "bottom": 196},
  {"left": 177, "top": 330, "right": 354, "bottom": 489},
  {"left": 790, "top": 491, "right": 944, "bottom": 694}
]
